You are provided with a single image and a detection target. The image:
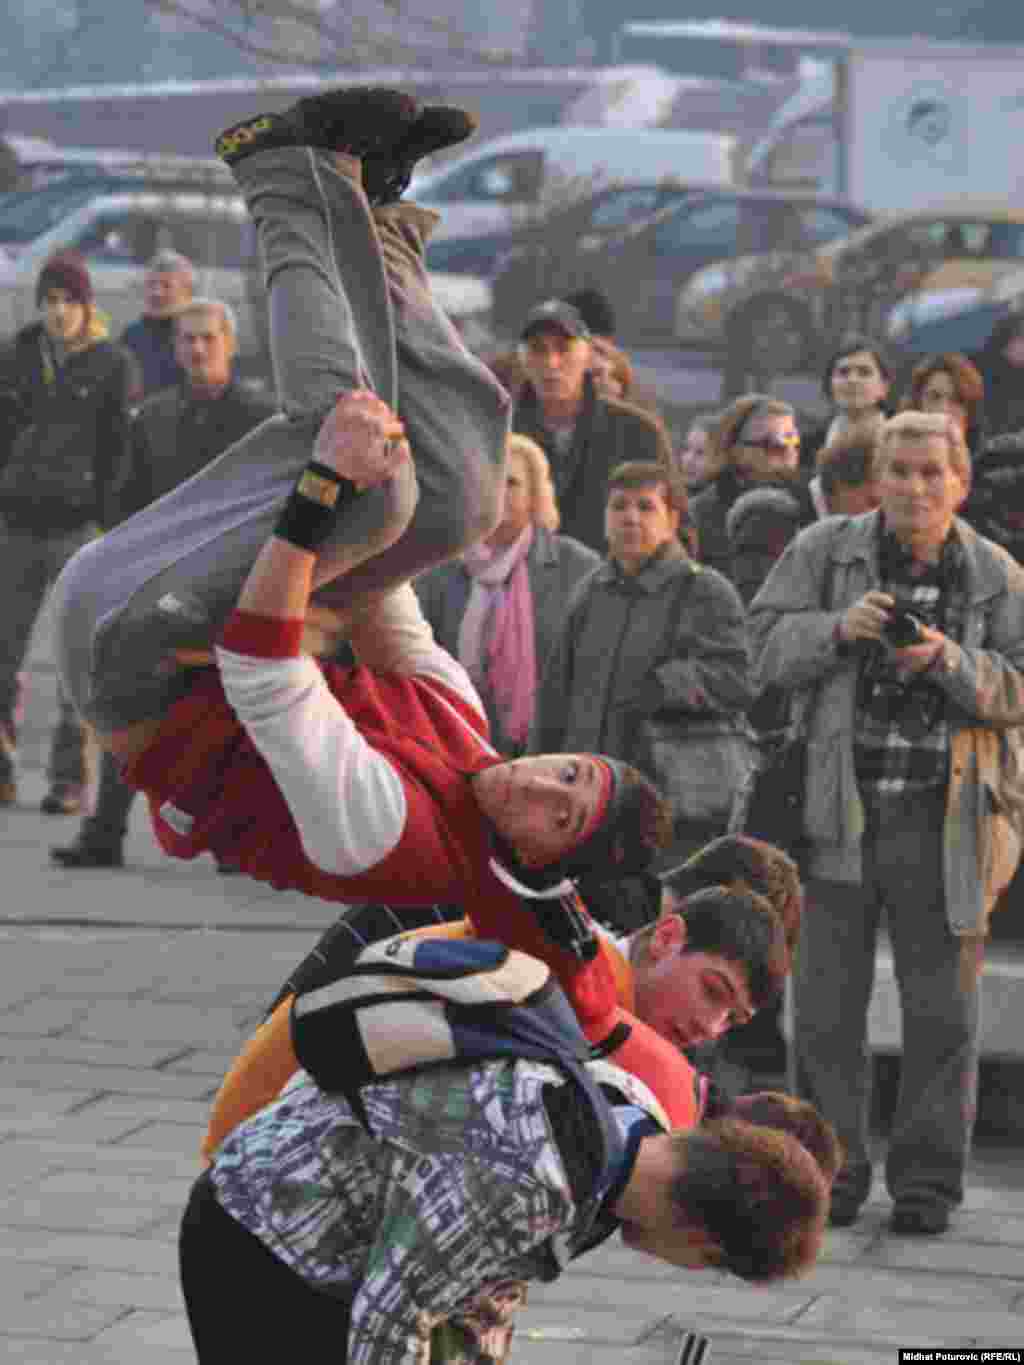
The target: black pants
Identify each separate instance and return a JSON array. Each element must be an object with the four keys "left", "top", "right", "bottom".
[{"left": 179, "top": 1170, "right": 353, "bottom": 1360}]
